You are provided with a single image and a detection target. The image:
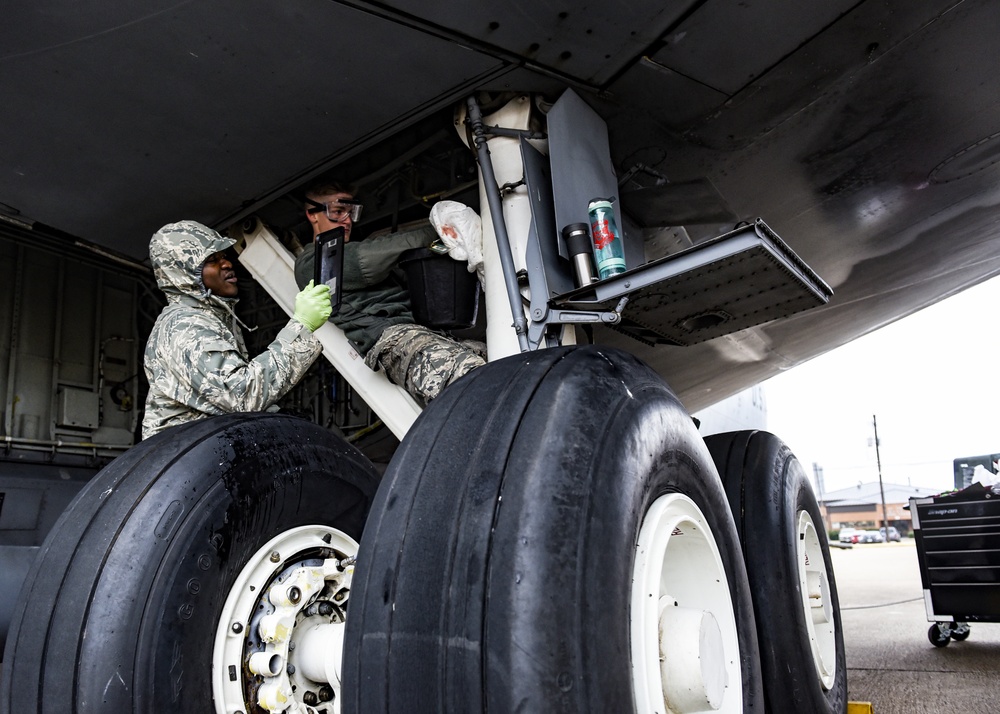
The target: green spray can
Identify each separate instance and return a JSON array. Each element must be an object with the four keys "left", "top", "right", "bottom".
[{"left": 587, "top": 198, "right": 626, "bottom": 280}]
